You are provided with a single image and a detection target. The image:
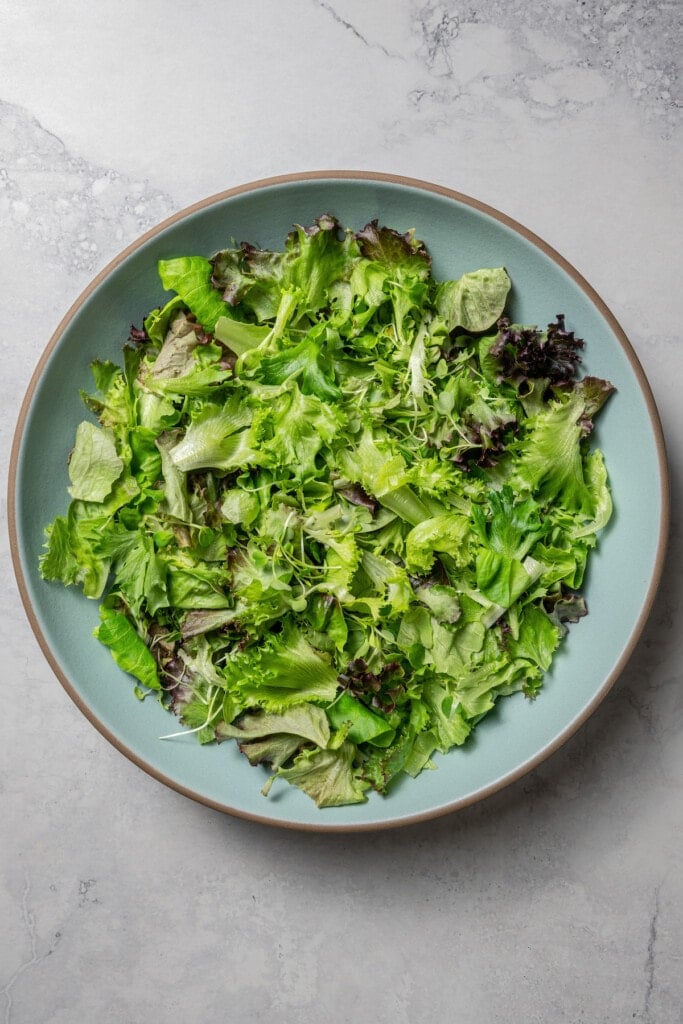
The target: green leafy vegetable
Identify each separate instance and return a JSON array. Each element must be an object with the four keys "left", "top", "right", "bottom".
[
  {"left": 40, "top": 215, "right": 615, "bottom": 808},
  {"left": 437, "top": 267, "right": 511, "bottom": 332},
  {"left": 68, "top": 421, "right": 124, "bottom": 502},
  {"left": 95, "top": 603, "right": 160, "bottom": 691}
]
